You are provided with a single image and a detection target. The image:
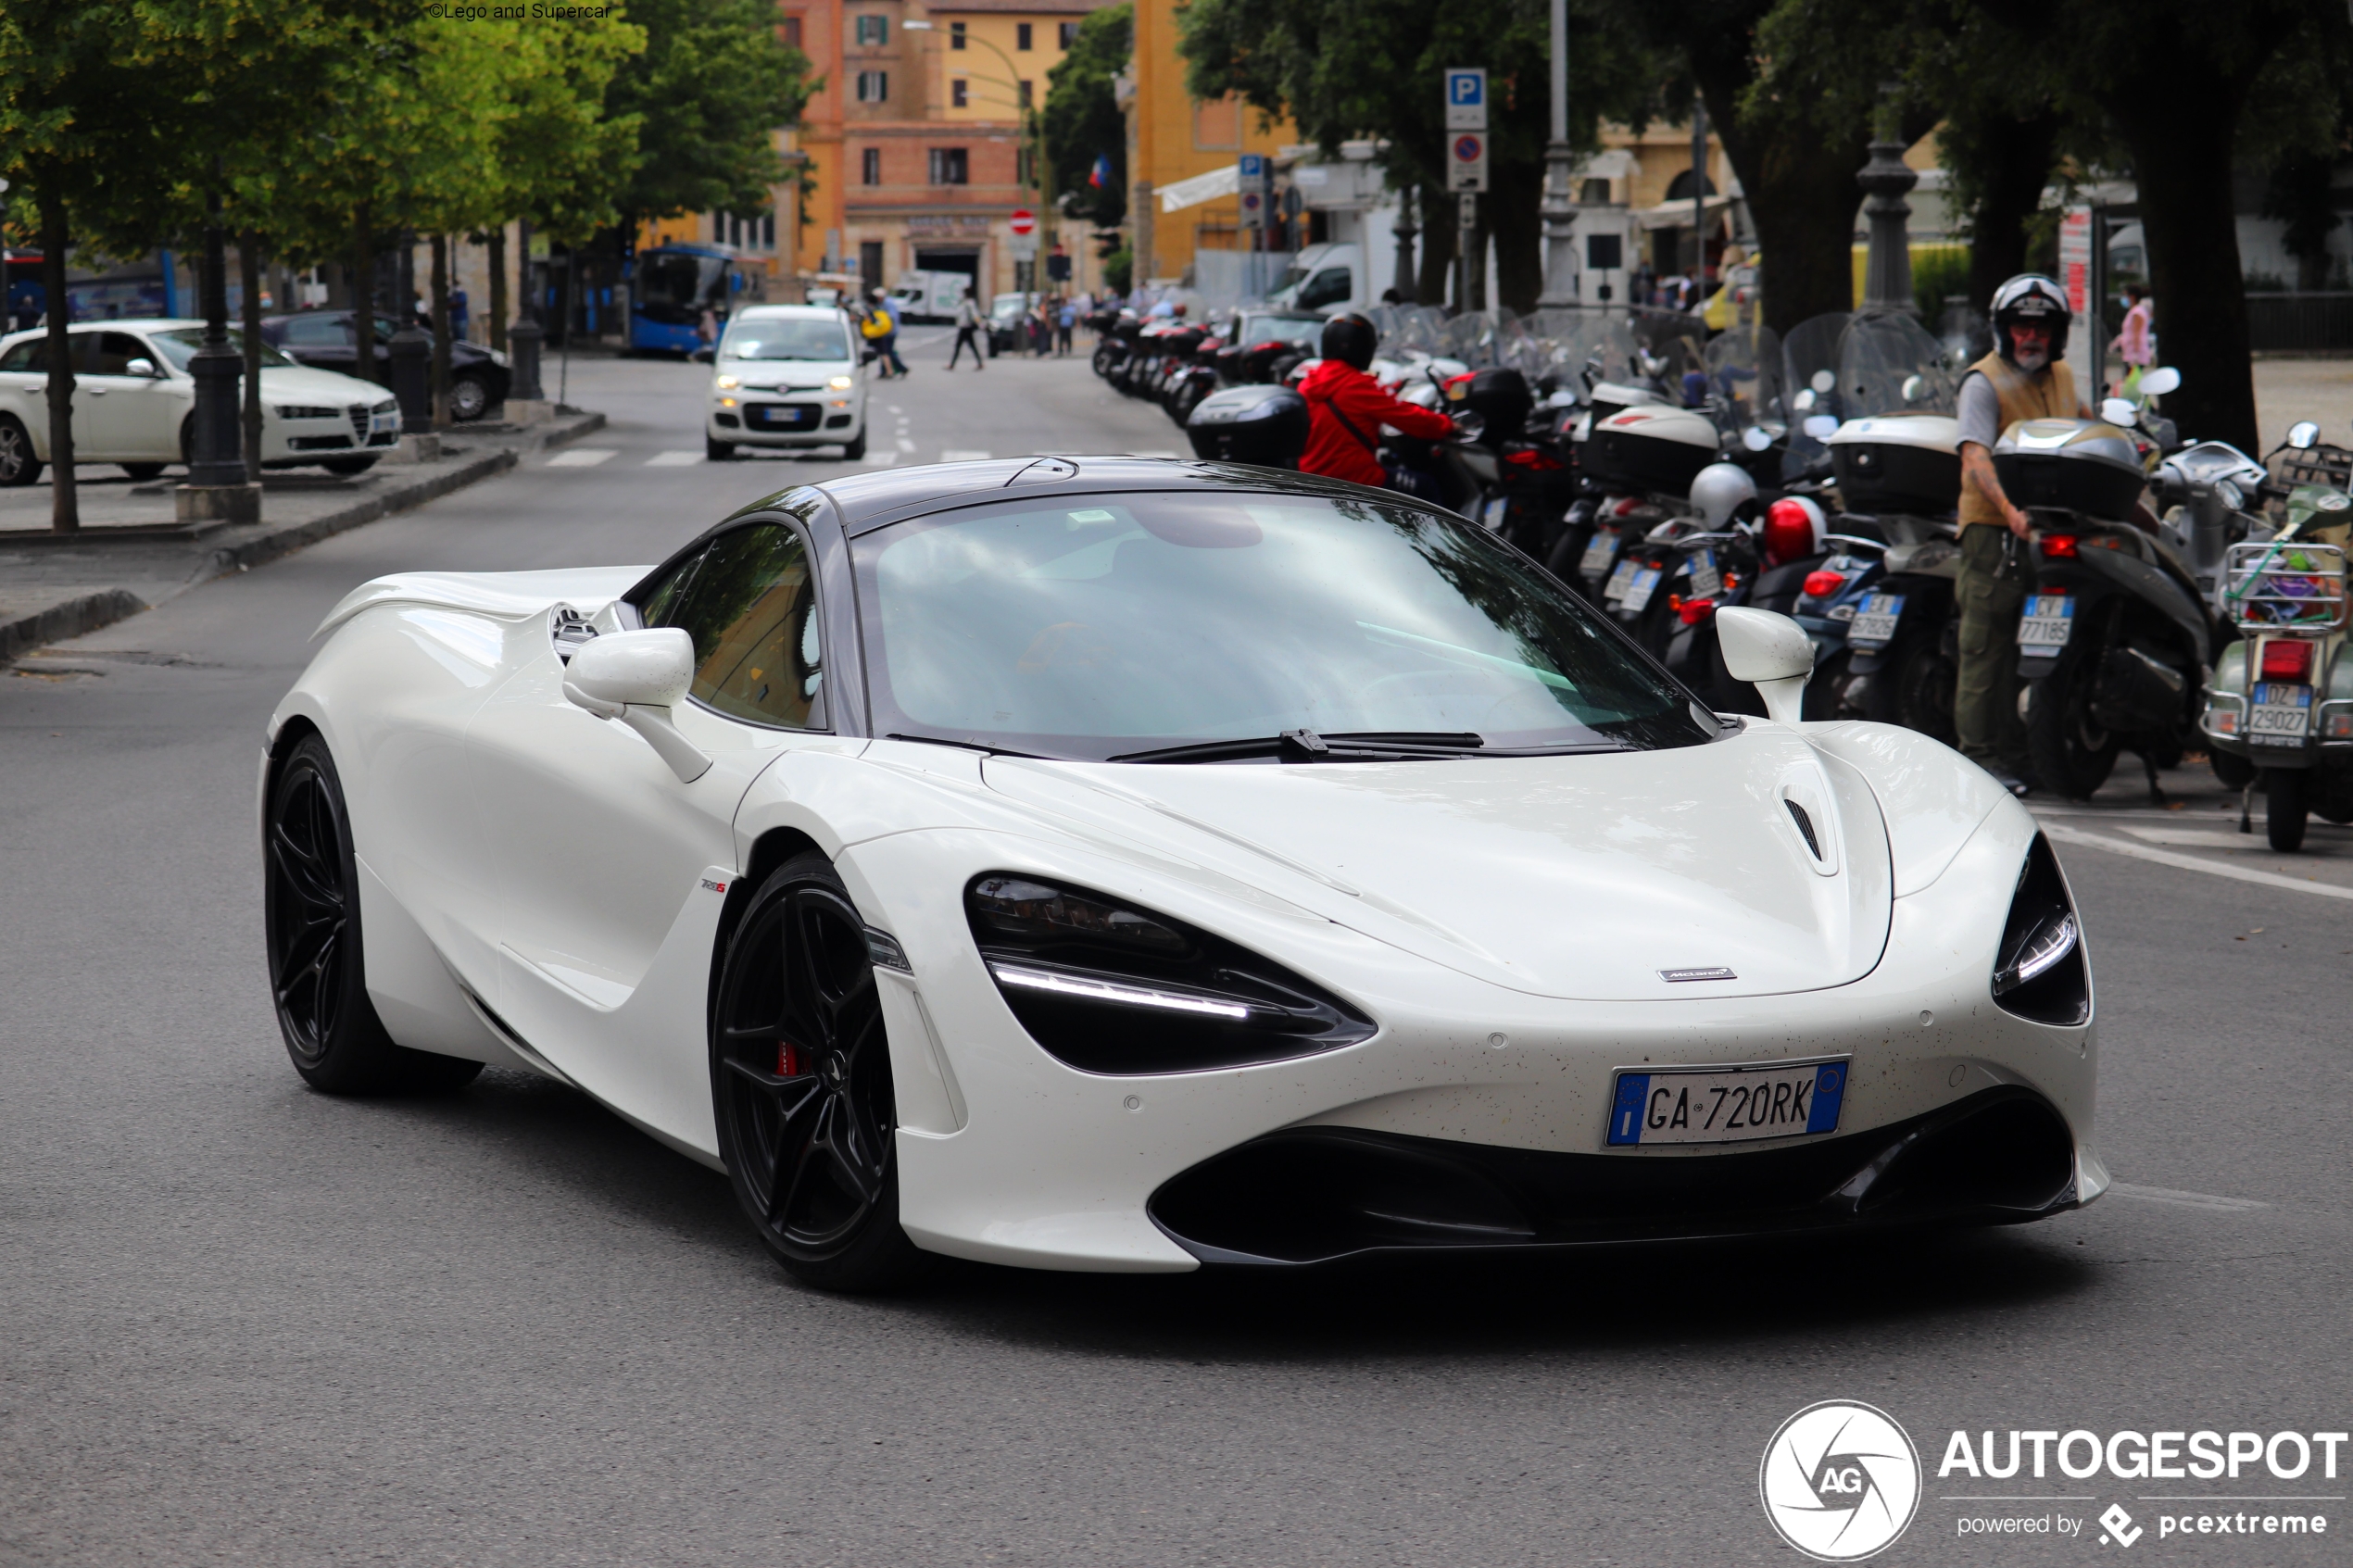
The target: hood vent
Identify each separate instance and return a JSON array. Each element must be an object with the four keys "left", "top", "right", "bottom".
[{"left": 1785, "top": 798, "right": 1822, "bottom": 859}]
